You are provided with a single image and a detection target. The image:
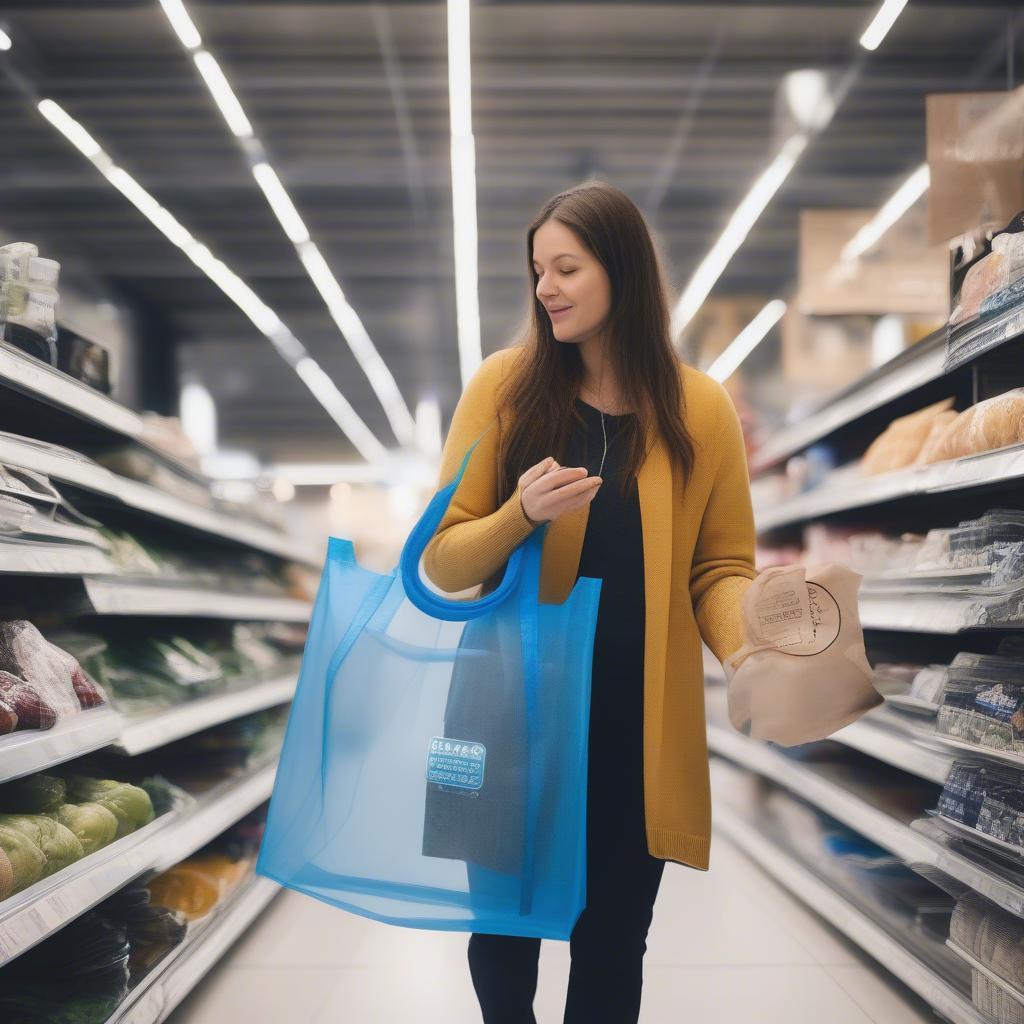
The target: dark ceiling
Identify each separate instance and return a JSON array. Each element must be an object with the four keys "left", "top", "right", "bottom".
[{"left": 0, "top": 1, "right": 1021, "bottom": 464}]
